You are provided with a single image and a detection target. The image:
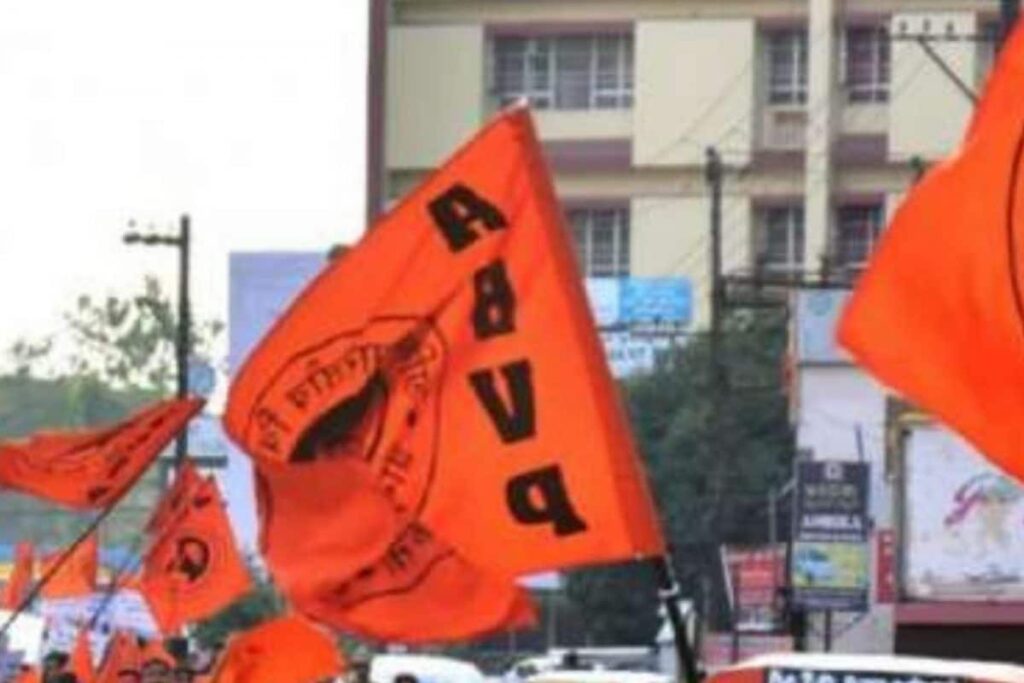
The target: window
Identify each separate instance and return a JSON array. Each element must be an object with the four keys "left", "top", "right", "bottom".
[
  {"left": 492, "top": 34, "right": 633, "bottom": 110},
  {"left": 568, "top": 207, "right": 630, "bottom": 277},
  {"left": 846, "top": 26, "right": 890, "bottom": 103},
  {"left": 767, "top": 29, "right": 808, "bottom": 105},
  {"left": 756, "top": 206, "right": 805, "bottom": 272},
  {"left": 835, "top": 204, "right": 884, "bottom": 267}
]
